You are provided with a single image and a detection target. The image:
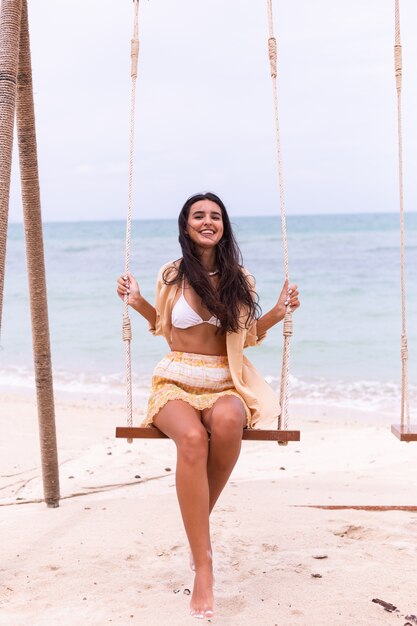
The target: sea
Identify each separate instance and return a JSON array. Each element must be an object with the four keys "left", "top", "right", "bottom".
[{"left": 1, "top": 213, "right": 417, "bottom": 415}]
